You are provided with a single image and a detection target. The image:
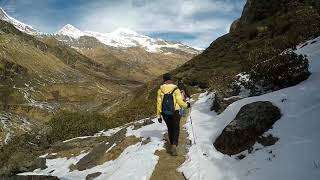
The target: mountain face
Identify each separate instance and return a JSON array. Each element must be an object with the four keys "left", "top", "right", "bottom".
[
  {"left": 0, "top": 7, "right": 39, "bottom": 35},
  {"left": 52, "top": 24, "right": 200, "bottom": 82},
  {"left": 0, "top": 19, "right": 144, "bottom": 147}
]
